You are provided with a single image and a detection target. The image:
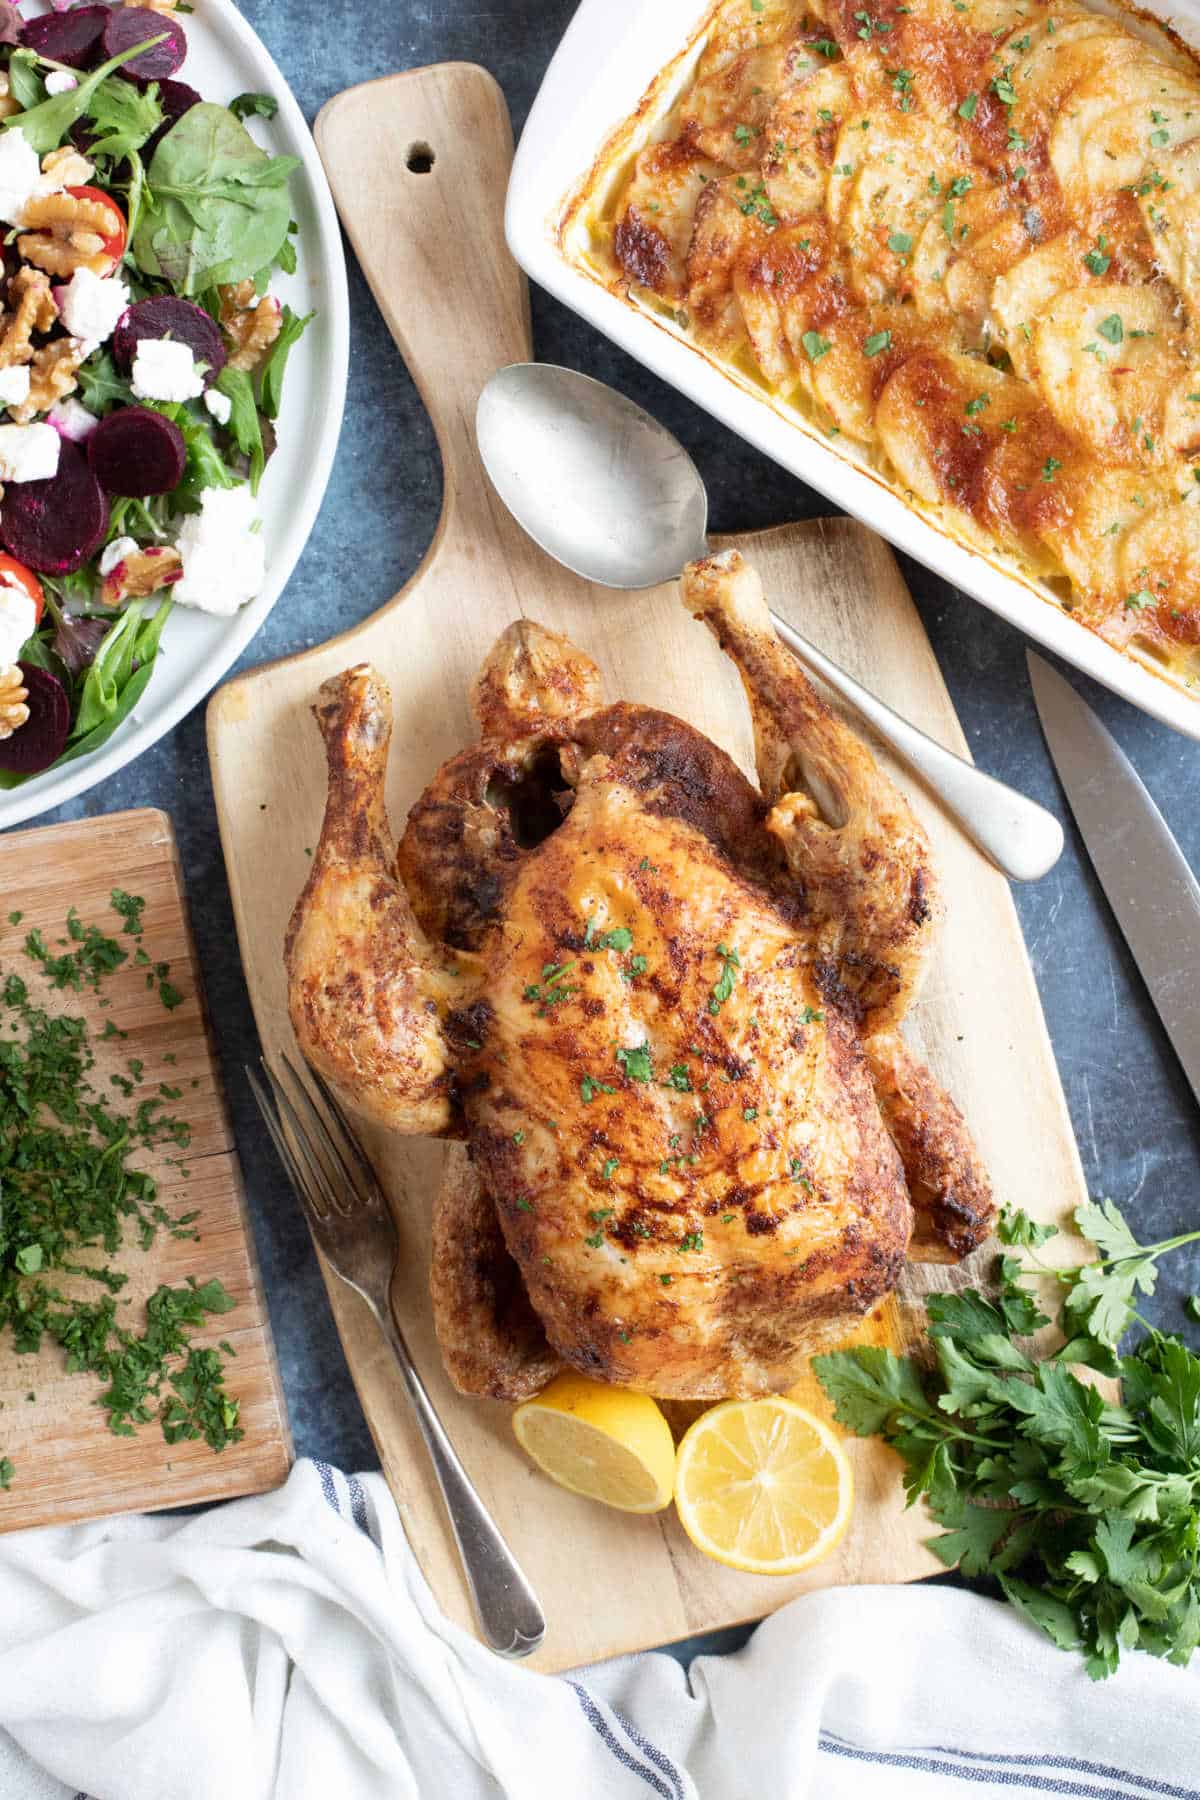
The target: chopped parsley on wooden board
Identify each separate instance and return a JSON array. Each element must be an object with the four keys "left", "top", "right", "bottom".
[
  {"left": 1, "top": 892, "right": 240, "bottom": 1484},
  {"left": 0, "top": 809, "right": 289, "bottom": 1532}
]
